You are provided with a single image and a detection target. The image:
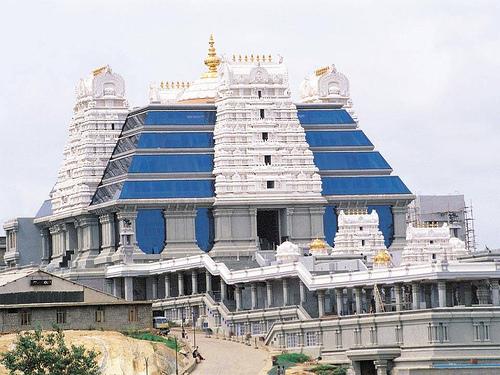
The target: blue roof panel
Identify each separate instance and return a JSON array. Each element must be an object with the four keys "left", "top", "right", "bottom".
[
  {"left": 144, "top": 110, "right": 216, "bottom": 125},
  {"left": 129, "top": 154, "right": 214, "bottom": 173},
  {"left": 120, "top": 180, "right": 215, "bottom": 199},
  {"left": 313, "top": 152, "right": 391, "bottom": 170},
  {"left": 297, "top": 109, "right": 355, "bottom": 125},
  {"left": 306, "top": 130, "right": 373, "bottom": 147},
  {"left": 322, "top": 176, "right": 411, "bottom": 195},
  {"left": 138, "top": 132, "right": 214, "bottom": 148}
]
